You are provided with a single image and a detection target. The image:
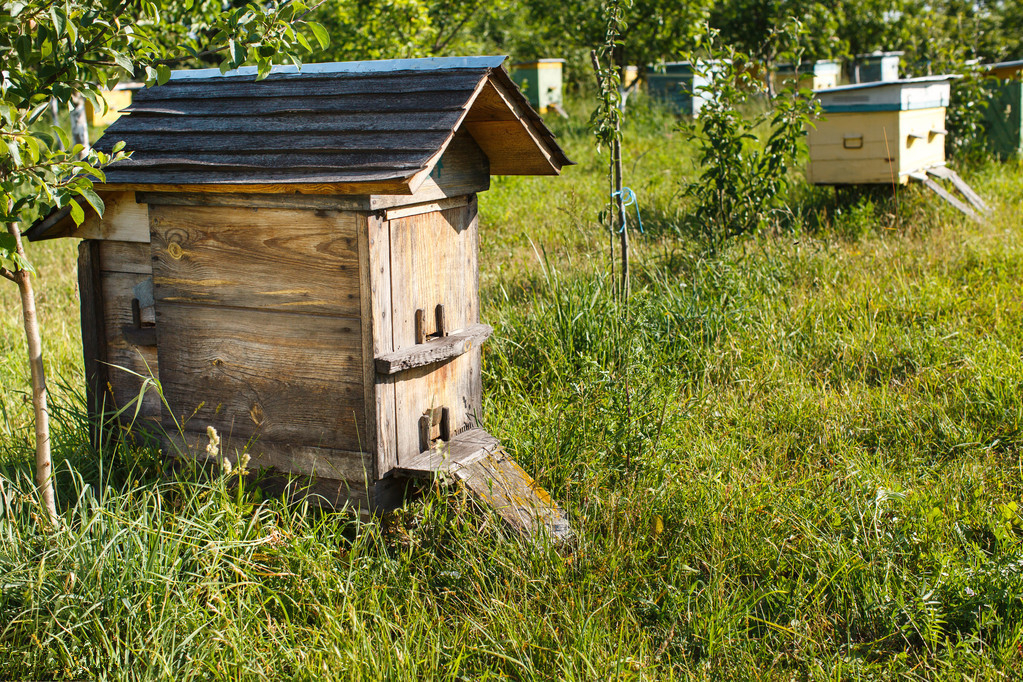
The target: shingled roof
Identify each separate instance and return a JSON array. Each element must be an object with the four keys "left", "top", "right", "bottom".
[{"left": 90, "top": 56, "right": 571, "bottom": 194}]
